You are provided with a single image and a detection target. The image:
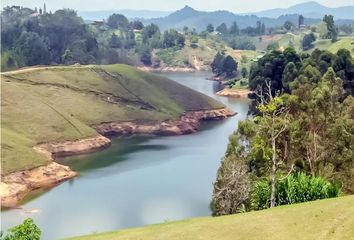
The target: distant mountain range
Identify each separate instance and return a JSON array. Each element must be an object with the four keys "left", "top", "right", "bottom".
[
  {"left": 245, "top": 1, "right": 354, "bottom": 20},
  {"left": 79, "top": 9, "right": 171, "bottom": 21},
  {"left": 78, "top": 1, "right": 354, "bottom": 31},
  {"left": 143, "top": 5, "right": 353, "bottom": 32}
]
